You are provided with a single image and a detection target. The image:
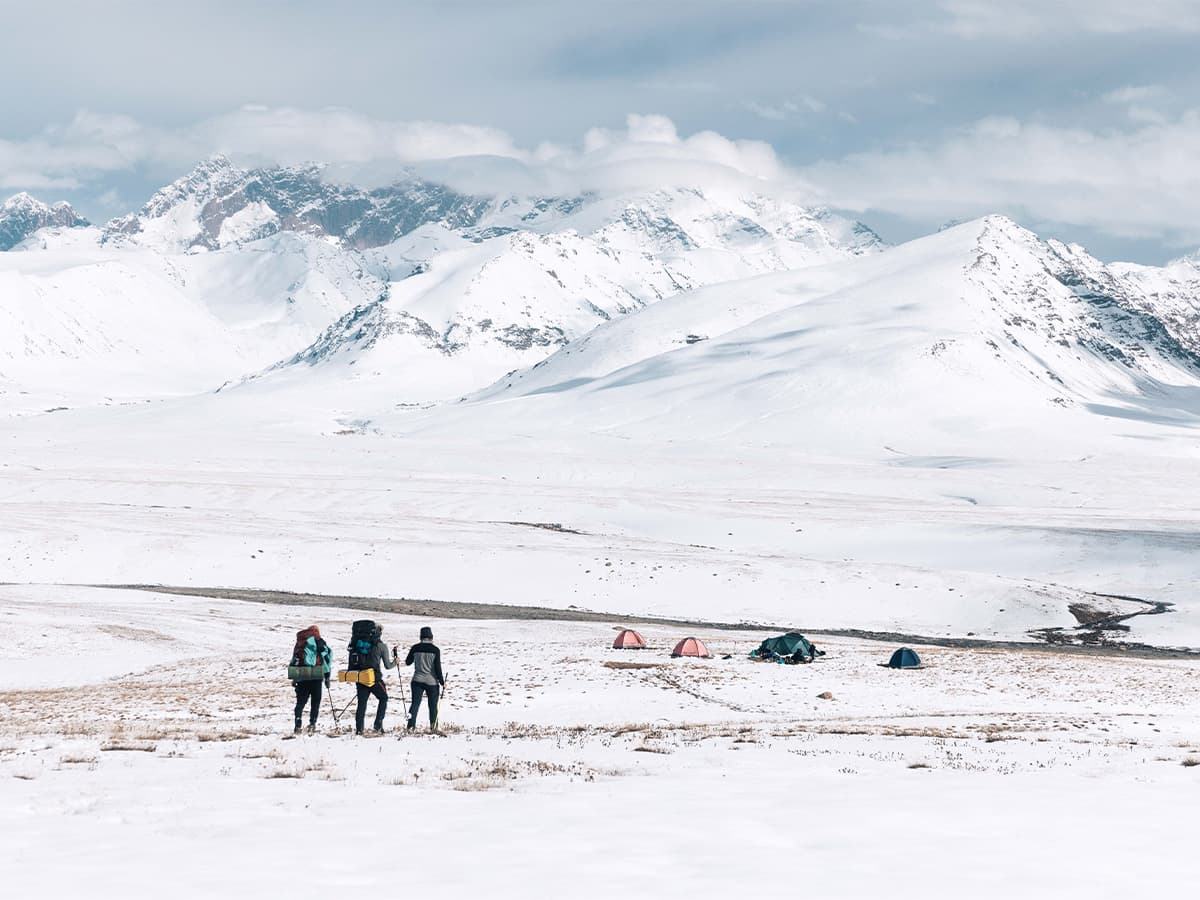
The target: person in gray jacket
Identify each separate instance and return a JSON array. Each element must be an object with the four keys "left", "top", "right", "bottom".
[
  {"left": 405, "top": 625, "right": 446, "bottom": 731},
  {"left": 355, "top": 625, "right": 397, "bottom": 735}
]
